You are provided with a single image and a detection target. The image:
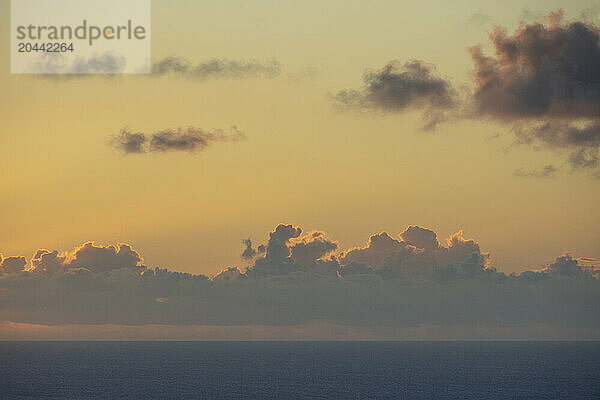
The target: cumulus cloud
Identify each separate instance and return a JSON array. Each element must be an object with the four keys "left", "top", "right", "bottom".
[
  {"left": 290, "top": 231, "right": 338, "bottom": 265},
  {"left": 470, "top": 11, "right": 600, "bottom": 174},
  {"left": 333, "top": 60, "right": 457, "bottom": 130},
  {"left": 400, "top": 226, "right": 440, "bottom": 251},
  {"left": 22, "top": 243, "right": 143, "bottom": 275},
  {"left": 151, "top": 57, "right": 282, "bottom": 80},
  {"left": 109, "top": 126, "right": 246, "bottom": 154},
  {"left": 65, "top": 242, "right": 143, "bottom": 273},
  {"left": 0, "top": 224, "right": 598, "bottom": 337},
  {"left": 471, "top": 11, "right": 600, "bottom": 120},
  {"left": 339, "top": 226, "right": 489, "bottom": 280},
  {"left": 30, "top": 250, "right": 66, "bottom": 275},
  {"left": 340, "top": 232, "right": 412, "bottom": 269},
  {"left": 0, "top": 255, "right": 27, "bottom": 274}
]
